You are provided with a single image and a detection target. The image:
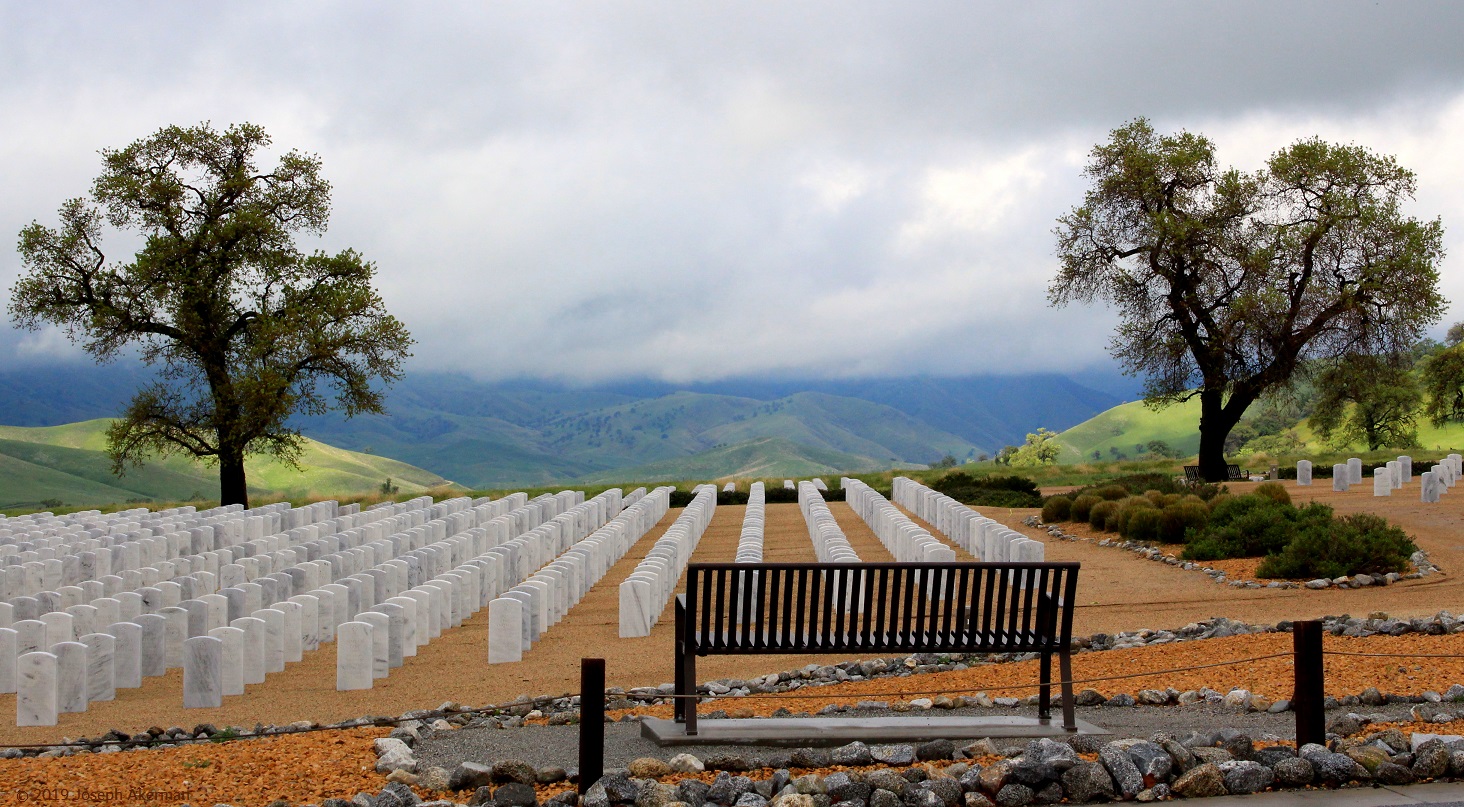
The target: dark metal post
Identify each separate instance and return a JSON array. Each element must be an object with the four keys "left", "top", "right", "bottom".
[
  {"left": 579, "top": 658, "right": 605, "bottom": 795},
  {"left": 1293, "top": 621, "right": 1325, "bottom": 748}
]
